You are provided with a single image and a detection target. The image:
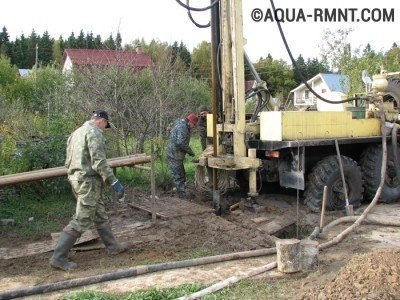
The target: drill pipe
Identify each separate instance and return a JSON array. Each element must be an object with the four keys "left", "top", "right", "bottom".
[
  {"left": 0, "top": 155, "right": 151, "bottom": 186},
  {"left": 0, "top": 248, "right": 276, "bottom": 299}
]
